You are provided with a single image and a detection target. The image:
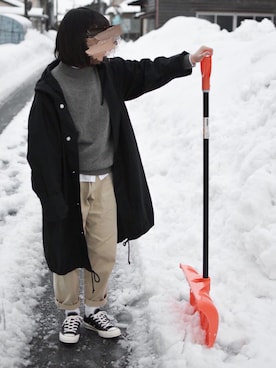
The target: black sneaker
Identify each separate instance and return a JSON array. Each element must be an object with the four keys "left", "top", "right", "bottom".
[
  {"left": 83, "top": 309, "right": 121, "bottom": 338},
  {"left": 59, "top": 312, "right": 82, "bottom": 344}
]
